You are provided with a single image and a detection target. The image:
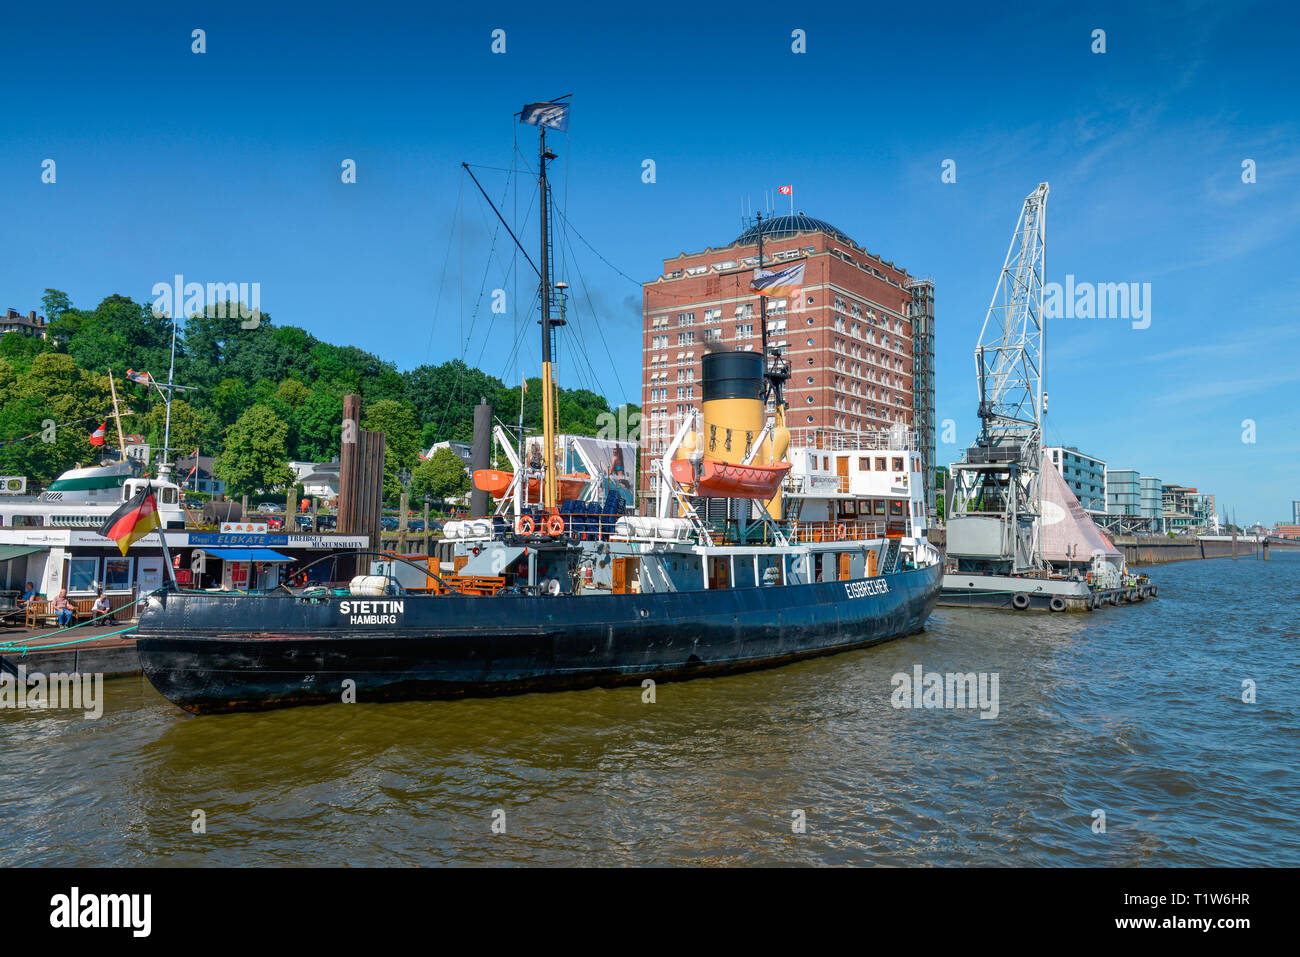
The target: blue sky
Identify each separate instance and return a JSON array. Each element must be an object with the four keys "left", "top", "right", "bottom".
[{"left": 2, "top": 0, "right": 1297, "bottom": 522}]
